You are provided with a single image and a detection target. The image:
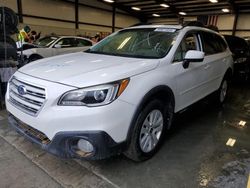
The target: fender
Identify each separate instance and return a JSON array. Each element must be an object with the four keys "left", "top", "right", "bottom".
[{"left": 126, "top": 85, "right": 175, "bottom": 143}]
